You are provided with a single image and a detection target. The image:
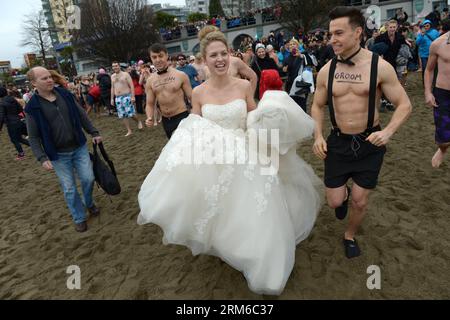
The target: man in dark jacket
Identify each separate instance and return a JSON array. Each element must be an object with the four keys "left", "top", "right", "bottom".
[
  {"left": 375, "top": 20, "right": 406, "bottom": 69},
  {"left": 313, "top": 35, "right": 336, "bottom": 71},
  {"left": 375, "top": 19, "right": 406, "bottom": 111},
  {"left": 97, "top": 68, "right": 113, "bottom": 115},
  {"left": 0, "top": 87, "right": 30, "bottom": 160},
  {"left": 25, "top": 66, "right": 103, "bottom": 232}
]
